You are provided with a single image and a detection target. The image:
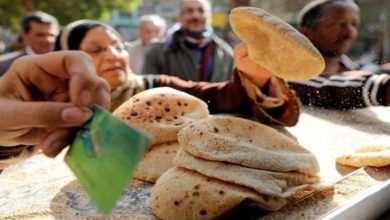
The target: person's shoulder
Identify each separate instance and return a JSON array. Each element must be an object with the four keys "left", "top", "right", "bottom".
[
  {"left": 0, "top": 50, "right": 26, "bottom": 63},
  {"left": 211, "top": 35, "right": 233, "bottom": 54},
  {"left": 340, "top": 54, "right": 360, "bottom": 71},
  {"left": 125, "top": 39, "right": 142, "bottom": 48},
  {"left": 0, "top": 50, "right": 26, "bottom": 75},
  {"left": 146, "top": 41, "right": 165, "bottom": 52}
]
